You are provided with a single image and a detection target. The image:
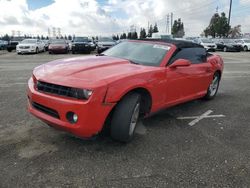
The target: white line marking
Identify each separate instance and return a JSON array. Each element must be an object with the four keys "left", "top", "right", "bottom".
[
  {"left": 177, "top": 110, "right": 225, "bottom": 126},
  {"left": 0, "top": 83, "right": 26, "bottom": 87}
]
